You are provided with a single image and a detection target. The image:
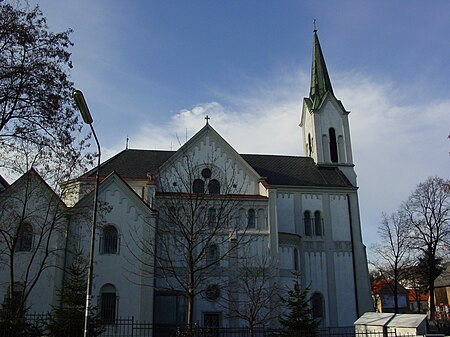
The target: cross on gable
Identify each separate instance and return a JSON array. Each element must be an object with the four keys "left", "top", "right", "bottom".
[{"left": 205, "top": 115, "right": 210, "bottom": 125}]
